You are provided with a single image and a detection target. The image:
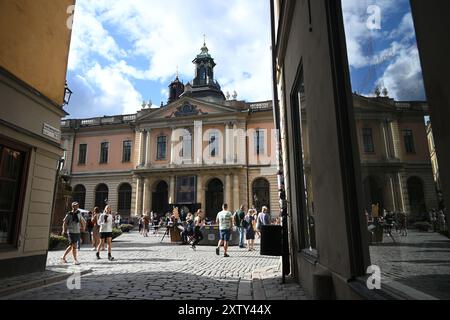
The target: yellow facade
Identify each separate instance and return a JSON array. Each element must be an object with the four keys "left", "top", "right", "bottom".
[{"left": 0, "top": 0, "right": 75, "bottom": 105}]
